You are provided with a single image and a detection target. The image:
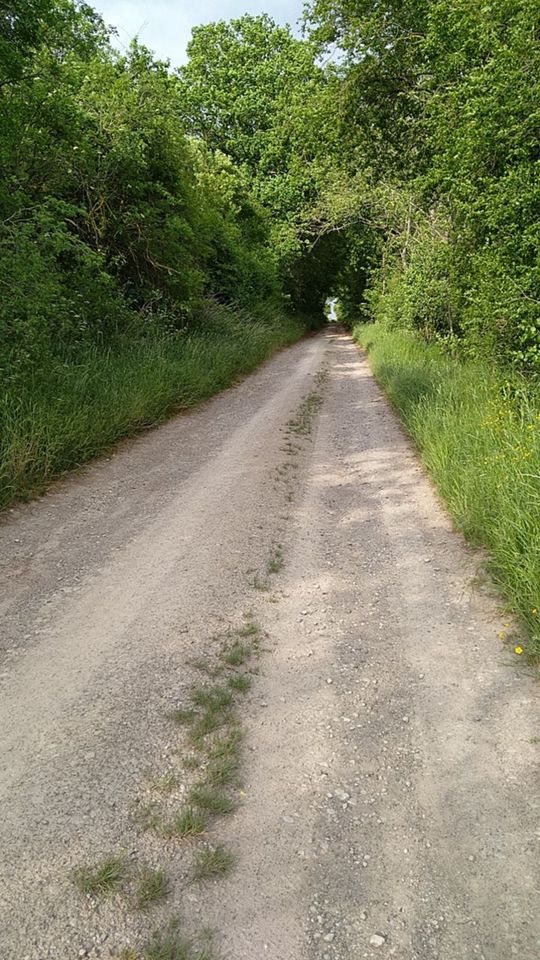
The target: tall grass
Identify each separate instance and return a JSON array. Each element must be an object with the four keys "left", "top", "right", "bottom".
[
  {"left": 0, "top": 302, "right": 305, "bottom": 508},
  {"left": 354, "top": 322, "right": 540, "bottom": 662}
]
